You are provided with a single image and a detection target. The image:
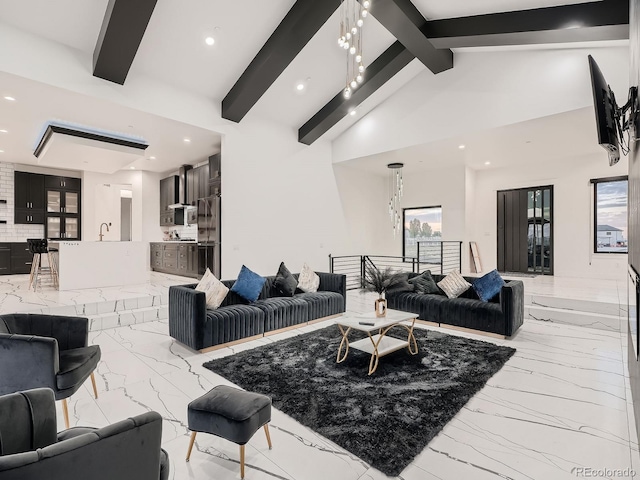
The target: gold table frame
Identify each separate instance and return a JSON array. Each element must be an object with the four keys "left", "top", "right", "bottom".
[{"left": 336, "top": 314, "right": 418, "bottom": 375}]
